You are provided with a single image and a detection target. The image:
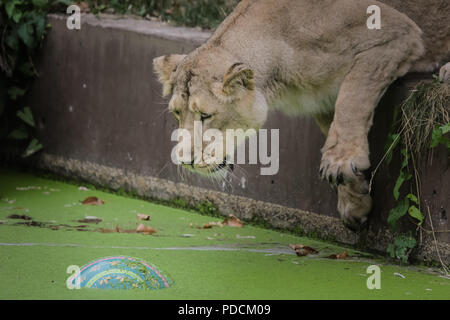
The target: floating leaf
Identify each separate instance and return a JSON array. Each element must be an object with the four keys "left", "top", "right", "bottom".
[
  {"left": 289, "top": 244, "right": 319, "bottom": 257},
  {"left": 189, "top": 221, "right": 222, "bottom": 229},
  {"left": 136, "top": 223, "right": 157, "bottom": 235},
  {"left": 7, "top": 214, "right": 32, "bottom": 220},
  {"left": 81, "top": 196, "right": 104, "bottom": 205},
  {"left": 137, "top": 213, "right": 151, "bottom": 221},
  {"left": 328, "top": 251, "right": 349, "bottom": 259},
  {"left": 77, "top": 216, "right": 103, "bottom": 224},
  {"left": 222, "top": 214, "right": 243, "bottom": 228}
]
